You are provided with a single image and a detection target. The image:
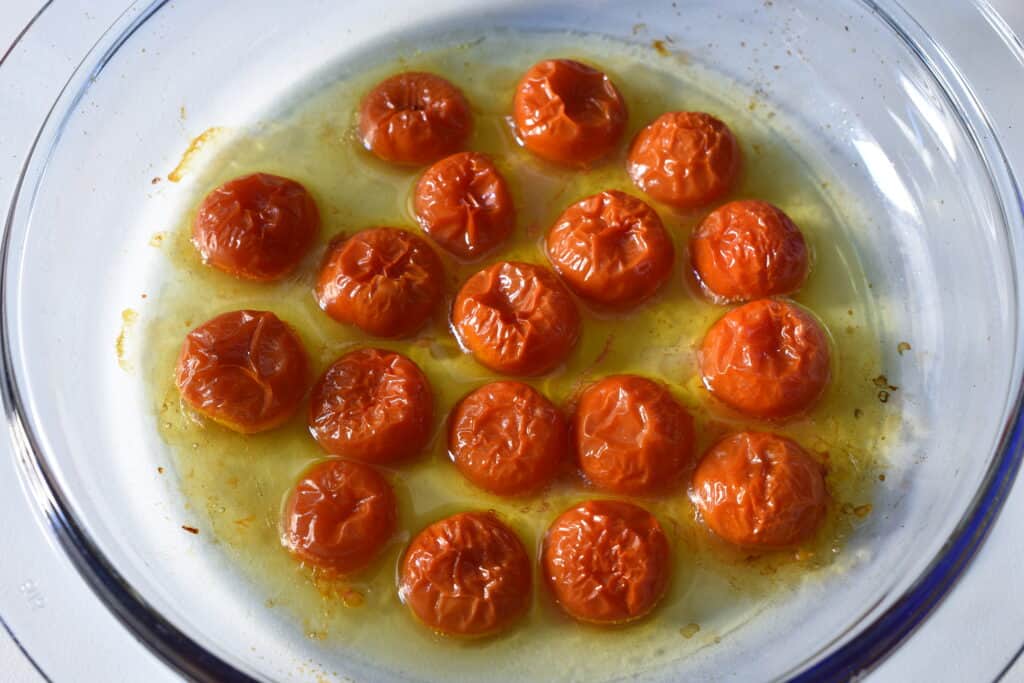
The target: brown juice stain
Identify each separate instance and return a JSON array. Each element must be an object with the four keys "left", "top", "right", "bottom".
[
  {"left": 167, "top": 127, "right": 223, "bottom": 182},
  {"left": 143, "top": 33, "right": 898, "bottom": 683}
]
